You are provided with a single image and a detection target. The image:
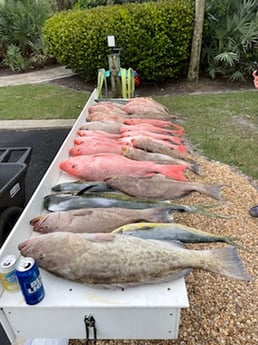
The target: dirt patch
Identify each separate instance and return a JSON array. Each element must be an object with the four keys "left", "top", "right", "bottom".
[{"left": 49, "top": 73, "right": 255, "bottom": 96}]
